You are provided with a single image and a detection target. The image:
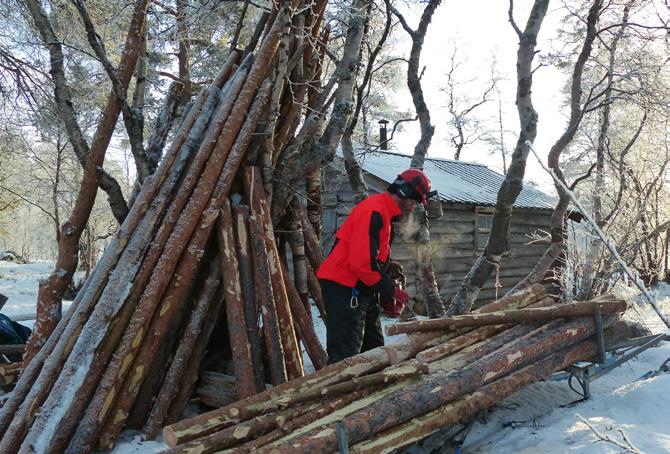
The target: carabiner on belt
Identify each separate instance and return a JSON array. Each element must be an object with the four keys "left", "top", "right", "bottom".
[{"left": 350, "top": 287, "right": 360, "bottom": 309}]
